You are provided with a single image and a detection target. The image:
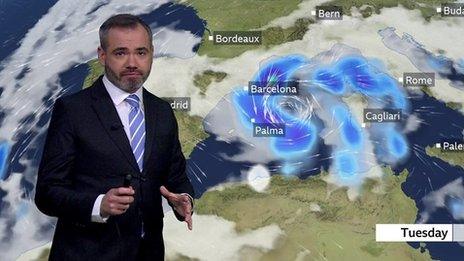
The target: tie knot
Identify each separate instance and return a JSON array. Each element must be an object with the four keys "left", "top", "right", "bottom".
[{"left": 125, "top": 94, "right": 140, "bottom": 109}]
